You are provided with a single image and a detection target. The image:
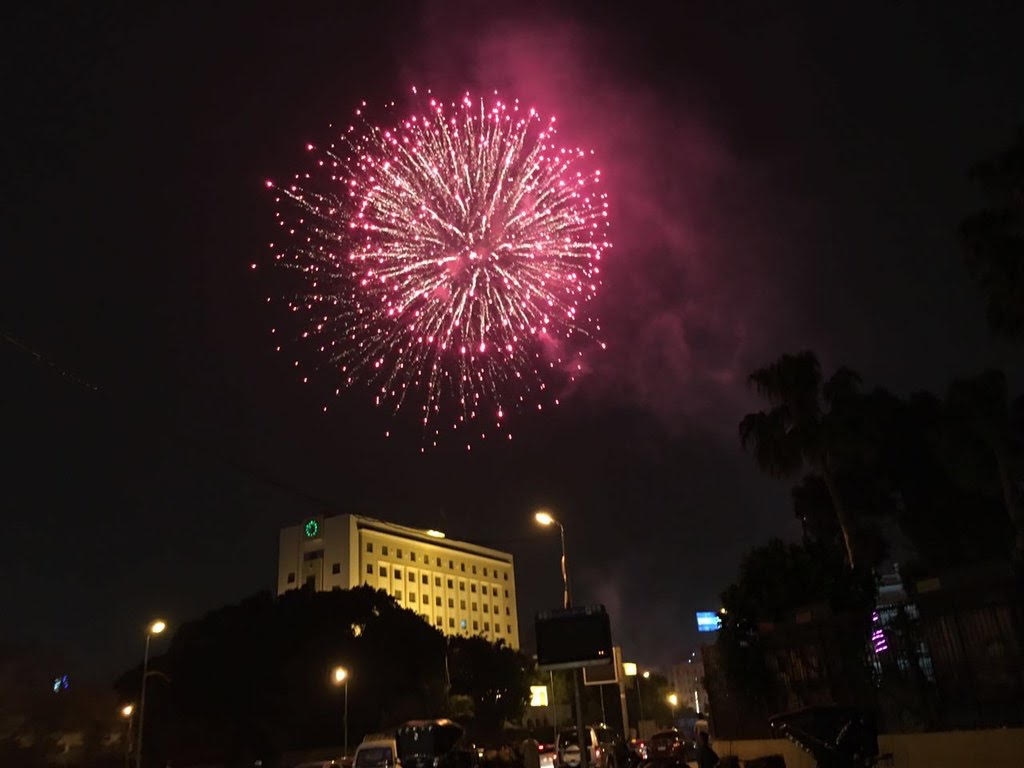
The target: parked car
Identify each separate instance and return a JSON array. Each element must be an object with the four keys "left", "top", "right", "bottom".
[
  {"left": 555, "top": 726, "right": 624, "bottom": 768},
  {"left": 539, "top": 743, "right": 556, "bottom": 768},
  {"left": 645, "top": 730, "right": 693, "bottom": 765},
  {"left": 354, "top": 735, "right": 401, "bottom": 768}
]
